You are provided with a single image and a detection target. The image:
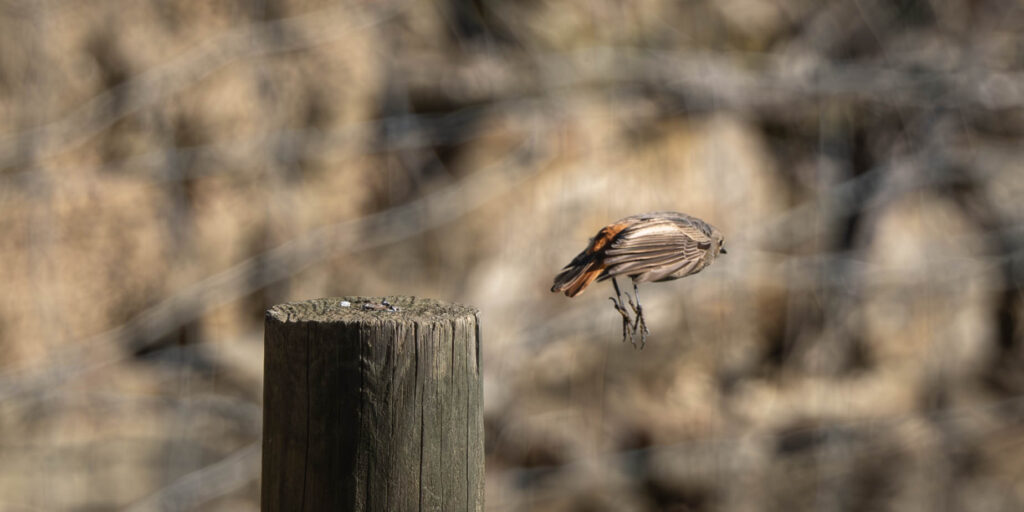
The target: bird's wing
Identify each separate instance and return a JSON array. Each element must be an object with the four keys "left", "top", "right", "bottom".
[{"left": 598, "top": 218, "right": 711, "bottom": 282}]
